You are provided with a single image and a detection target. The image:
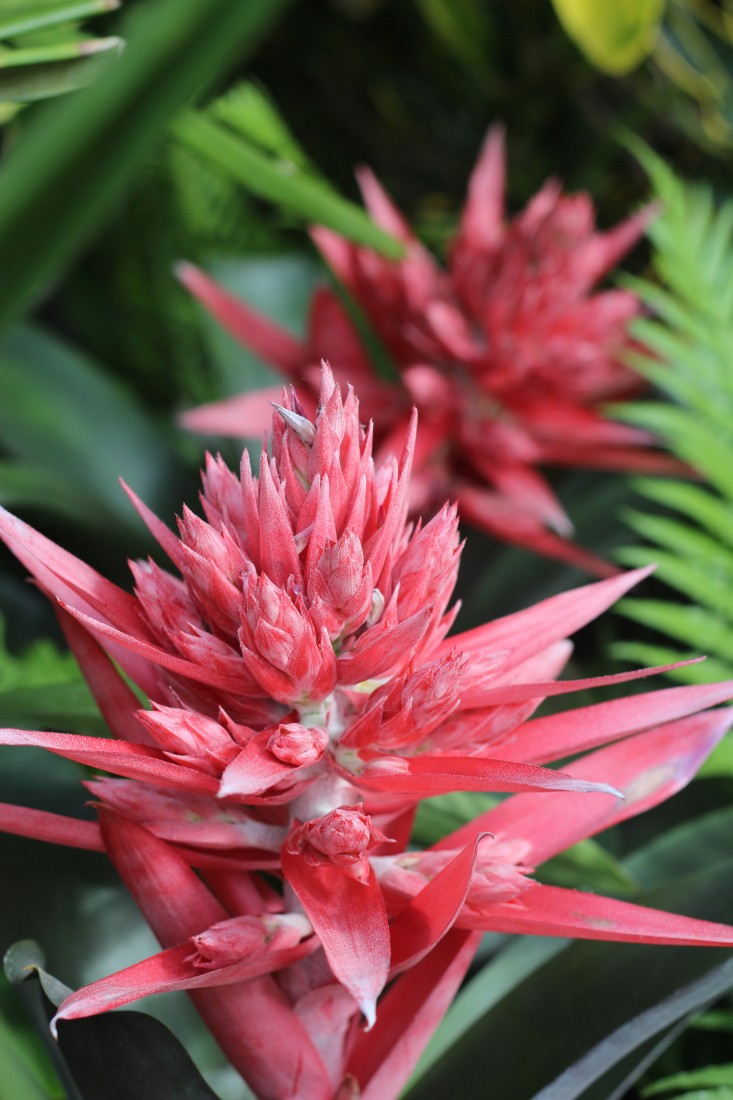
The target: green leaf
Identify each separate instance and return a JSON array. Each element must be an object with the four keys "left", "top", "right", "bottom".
[
  {"left": 574, "top": 1023, "right": 691, "bottom": 1100},
  {"left": 551, "top": 0, "right": 664, "bottom": 74},
  {"left": 171, "top": 111, "right": 405, "bottom": 259},
  {"left": 5, "top": 945, "right": 83, "bottom": 1100},
  {"left": 0, "top": 1, "right": 119, "bottom": 40},
  {"left": 0, "top": 42, "right": 121, "bottom": 103},
  {"left": 617, "top": 546, "right": 732, "bottom": 618},
  {"left": 692, "top": 1011, "right": 733, "bottom": 1034},
  {"left": 536, "top": 838, "right": 639, "bottom": 898},
  {"left": 412, "top": 791, "right": 500, "bottom": 847},
  {"left": 4, "top": 942, "right": 73, "bottom": 1007},
  {"left": 0, "top": 0, "right": 293, "bottom": 323},
  {"left": 192, "top": 254, "right": 317, "bottom": 402},
  {"left": 0, "top": 1004, "right": 58, "bottom": 1100},
  {"left": 0, "top": 612, "right": 101, "bottom": 734},
  {"left": 616, "top": 404, "right": 733, "bottom": 498},
  {"left": 0, "top": 324, "right": 180, "bottom": 527},
  {"left": 622, "top": 511, "right": 733, "bottom": 577},
  {"left": 616, "top": 599, "right": 733, "bottom": 663},
  {"left": 629, "top": 480, "right": 733, "bottom": 547},
  {"left": 644, "top": 1066, "right": 733, "bottom": 1095},
  {"left": 698, "top": 739, "right": 733, "bottom": 780},
  {"left": 58, "top": 1012, "right": 223, "bottom": 1100},
  {"left": 0, "top": 39, "right": 122, "bottom": 70},
  {"left": 615, "top": 160, "right": 733, "bottom": 688},
  {"left": 5, "top": 942, "right": 222, "bottom": 1100},
  {"left": 209, "top": 81, "right": 312, "bottom": 170},
  {"left": 0, "top": 463, "right": 95, "bottom": 525},
  {"left": 624, "top": 807, "right": 733, "bottom": 891}
]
